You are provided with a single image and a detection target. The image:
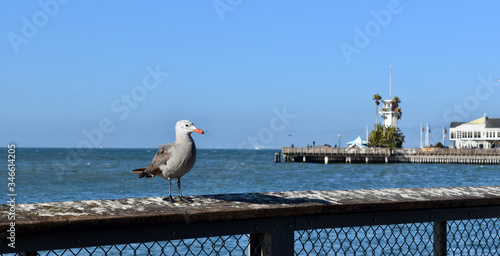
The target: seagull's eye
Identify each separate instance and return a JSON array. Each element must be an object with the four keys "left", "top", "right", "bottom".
[{"left": 185, "top": 124, "right": 189, "bottom": 127}]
